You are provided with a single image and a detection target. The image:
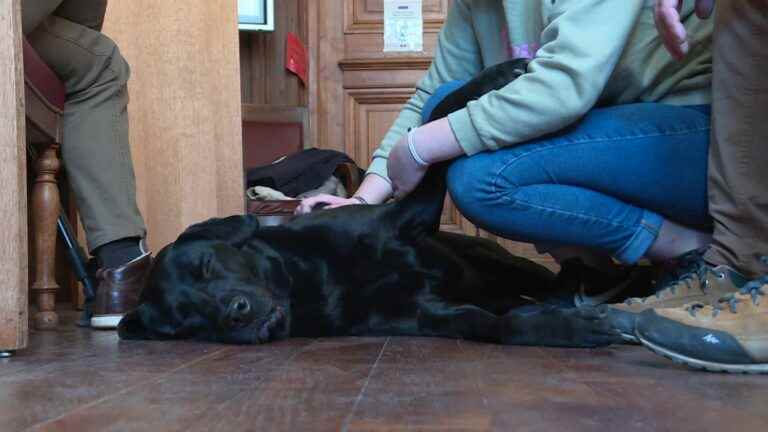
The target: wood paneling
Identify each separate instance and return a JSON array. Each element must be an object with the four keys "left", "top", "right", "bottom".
[
  {"left": 239, "top": 0, "right": 310, "bottom": 172},
  {"left": 240, "top": 0, "right": 308, "bottom": 107},
  {"left": 344, "top": 87, "right": 412, "bottom": 165},
  {"left": 0, "top": 0, "right": 28, "bottom": 351},
  {"left": 102, "top": 1, "right": 244, "bottom": 253},
  {"left": 481, "top": 232, "right": 560, "bottom": 271},
  {"left": 241, "top": 104, "right": 309, "bottom": 152},
  {"left": 312, "top": 0, "right": 442, "bottom": 168},
  {"left": 241, "top": 104, "right": 309, "bottom": 168}
]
